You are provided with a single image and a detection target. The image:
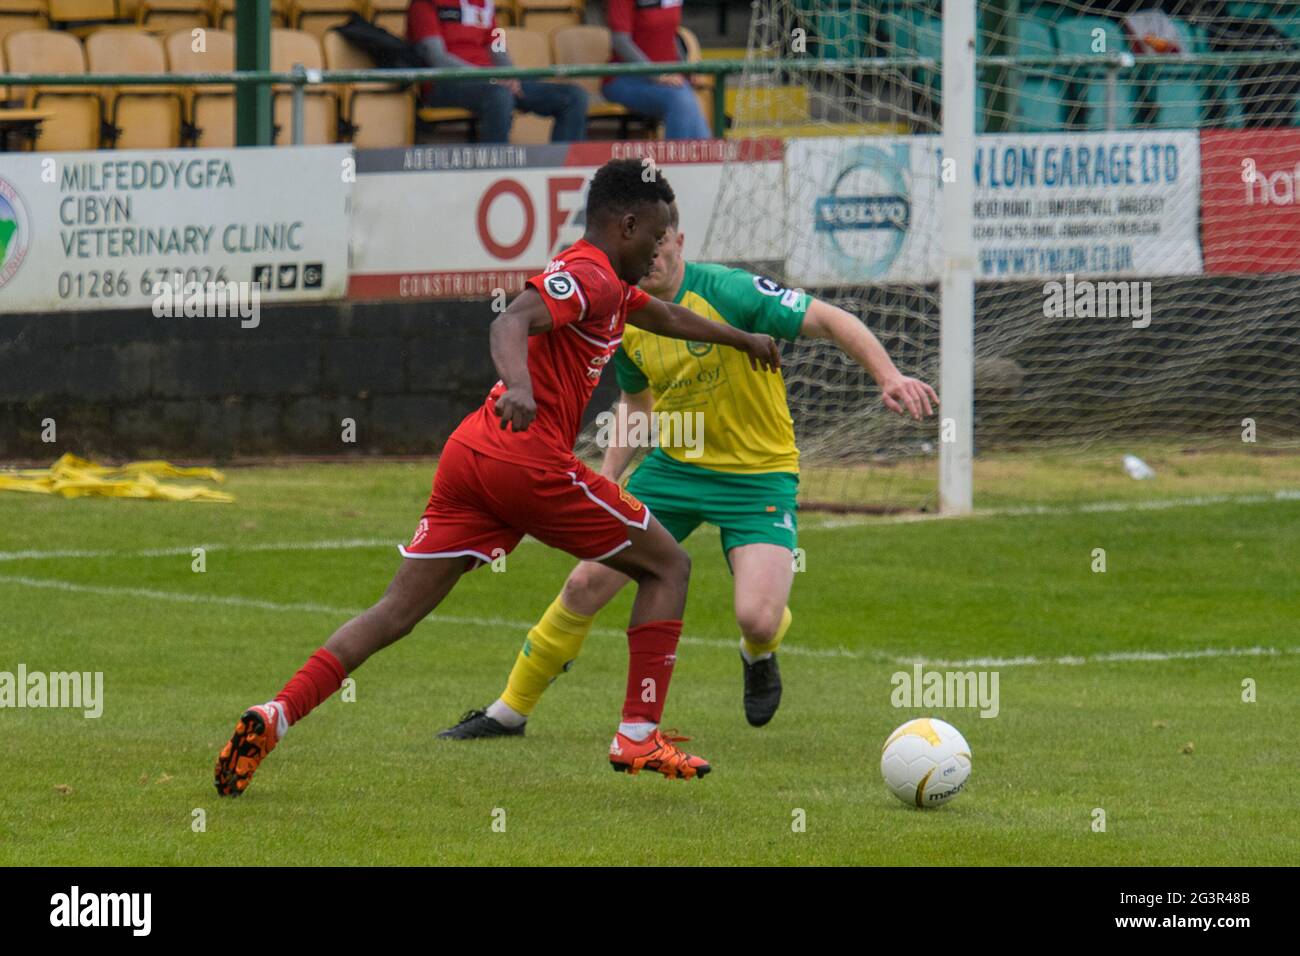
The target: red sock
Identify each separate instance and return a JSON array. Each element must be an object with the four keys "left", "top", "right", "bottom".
[
  {"left": 622, "top": 620, "right": 682, "bottom": 725},
  {"left": 274, "top": 648, "right": 347, "bottom": 725}
]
